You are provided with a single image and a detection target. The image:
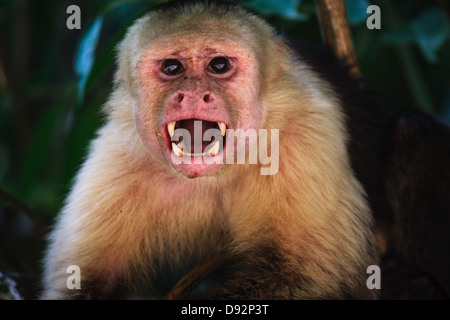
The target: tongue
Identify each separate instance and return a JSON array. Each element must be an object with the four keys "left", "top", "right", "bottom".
[{"left": 179, "top": 119, "right": 217, "bottom": 153}]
